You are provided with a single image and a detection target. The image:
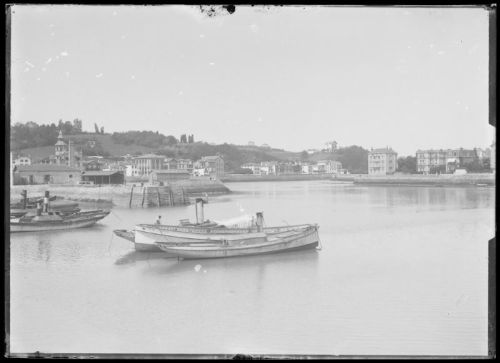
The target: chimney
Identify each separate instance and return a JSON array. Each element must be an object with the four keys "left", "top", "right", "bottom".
[
  {"left": 195, "top": 198, "right": 205, "bottom": 224},
  {"left": 256, "top": 212, "right": 264, "bottom": 232}
]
